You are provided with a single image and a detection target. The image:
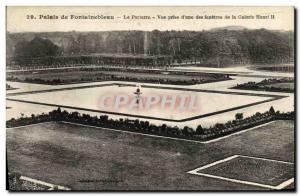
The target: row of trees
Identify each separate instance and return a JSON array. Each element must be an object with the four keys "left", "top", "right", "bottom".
[
  {"left": 13, "top": 37, "right": 61, "bottom": 58},
  {"left": 7, "top": 106, "right": 294, "bottom": 141},
  {"left": 8, "top": 29, "right": 294, "bottom": 66}
]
